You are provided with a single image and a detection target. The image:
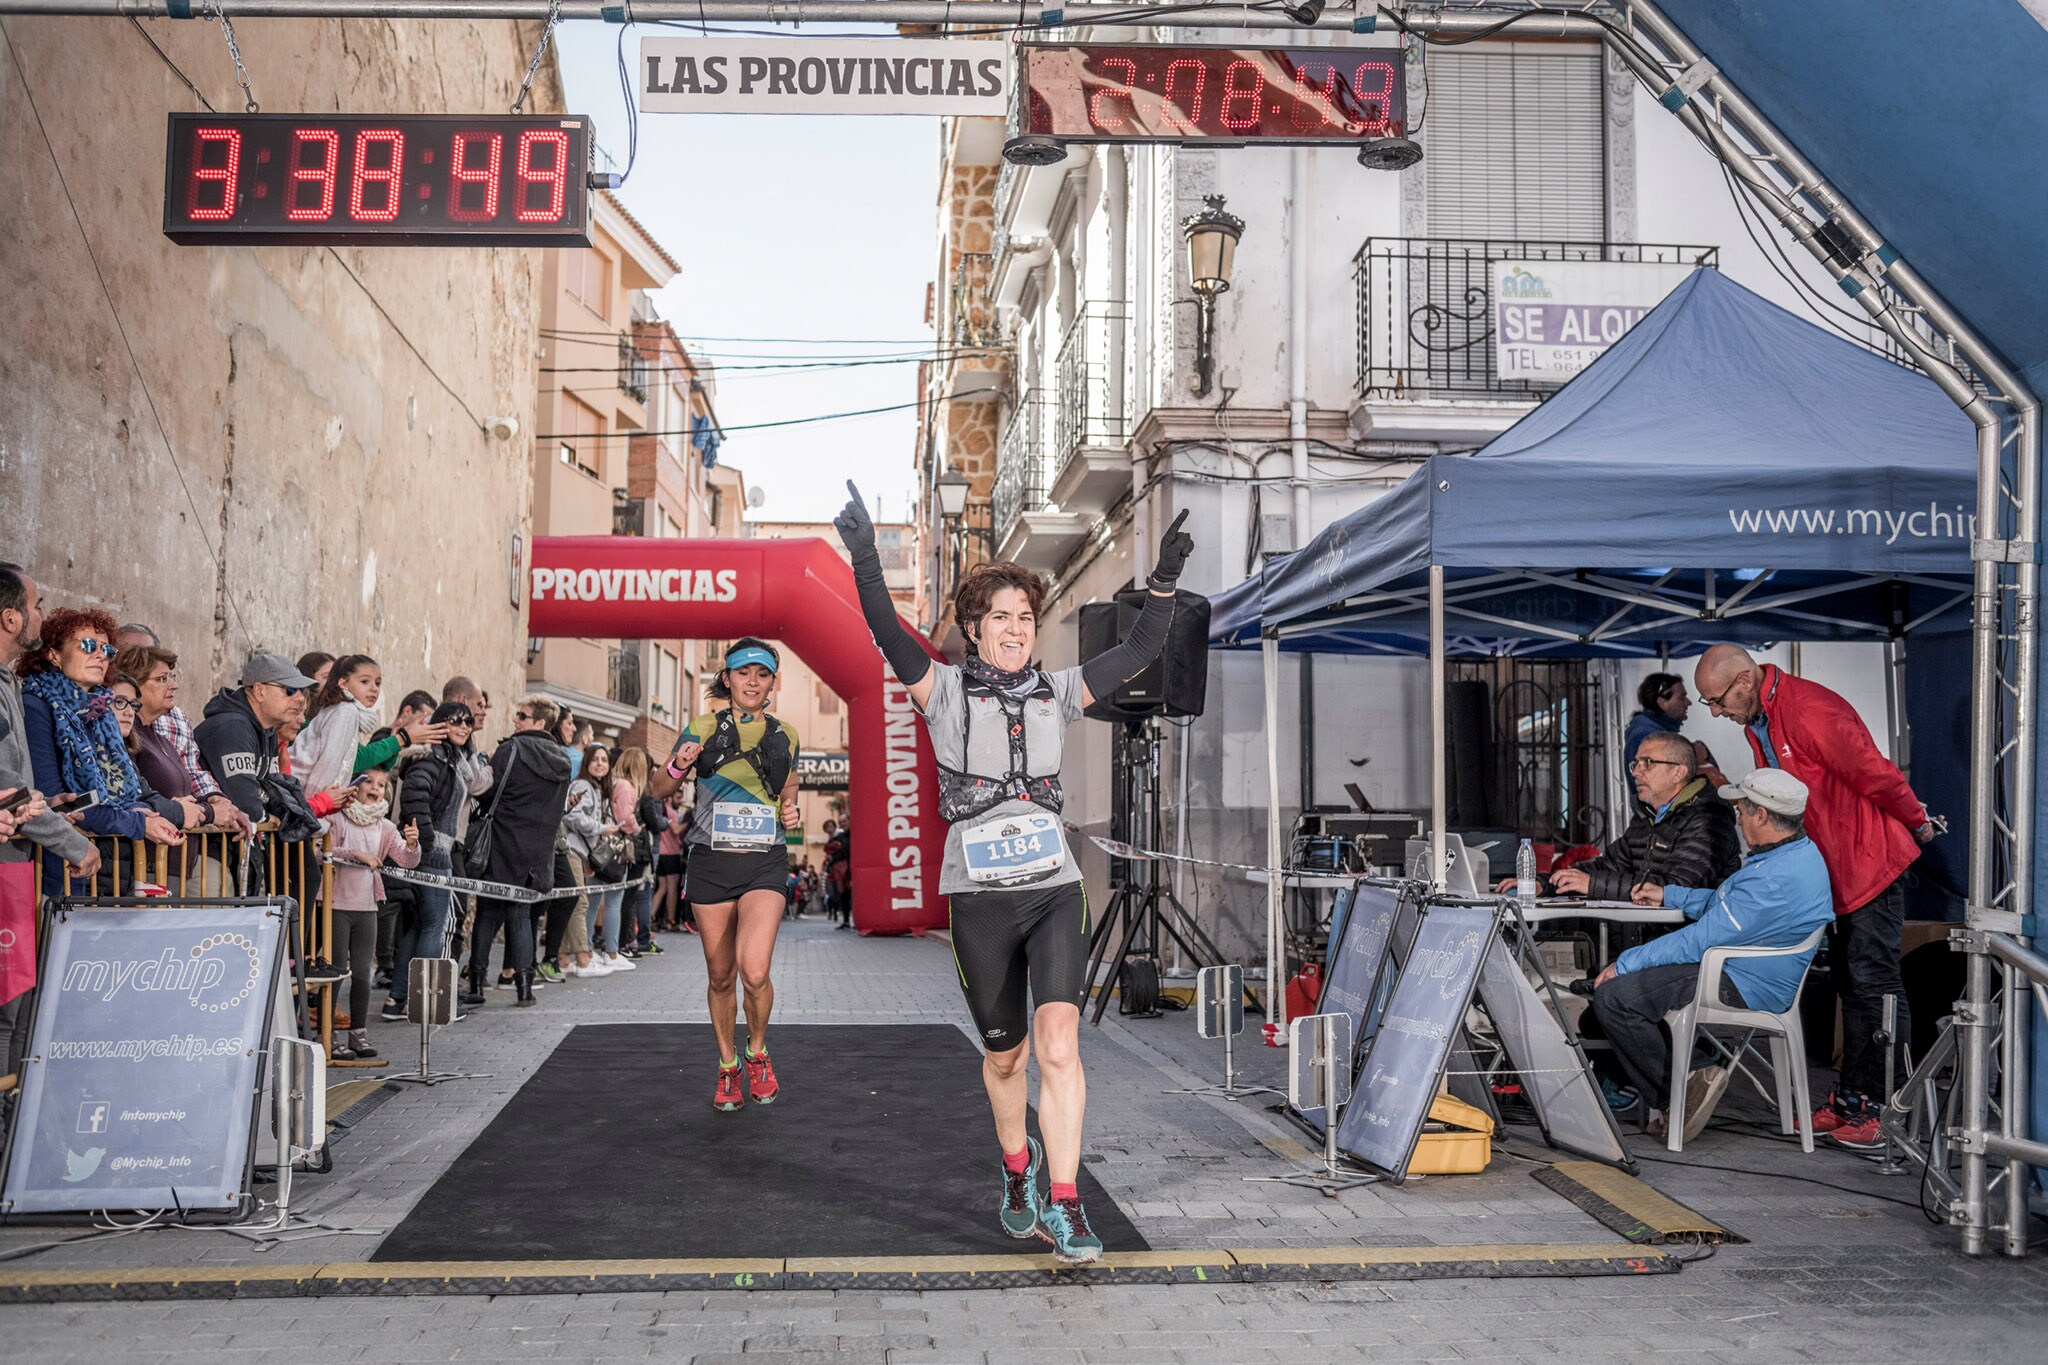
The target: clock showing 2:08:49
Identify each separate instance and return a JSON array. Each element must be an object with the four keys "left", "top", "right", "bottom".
[{"left": 1020, "top": 44, "right": 1408, "bottom": 144}]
